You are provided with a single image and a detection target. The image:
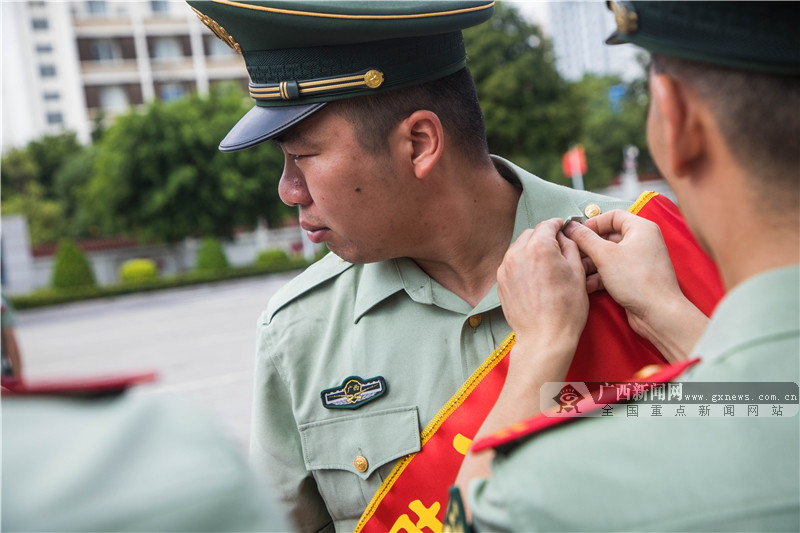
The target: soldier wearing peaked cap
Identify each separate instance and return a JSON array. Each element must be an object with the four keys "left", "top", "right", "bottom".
[
  {"left": 455, "top": 2, "right": 799, "bottom": 531},
  {"left": 186, "top": 1, "right": 724, "bottom": 531}
]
